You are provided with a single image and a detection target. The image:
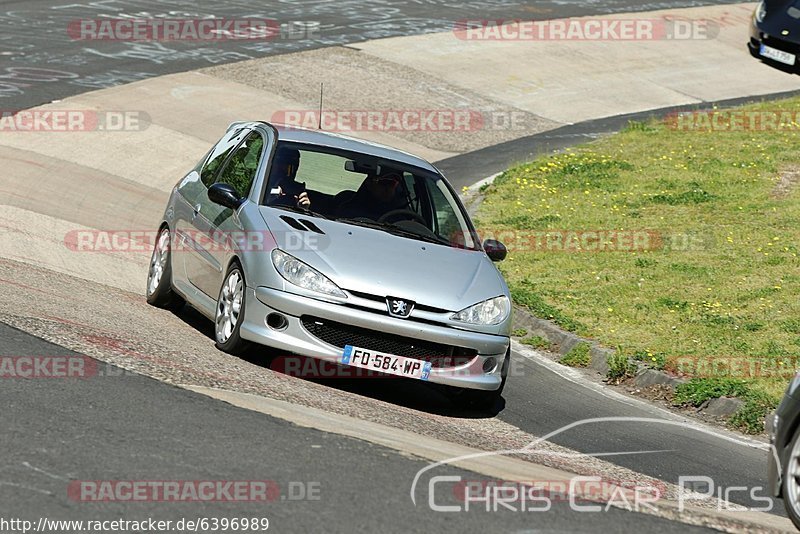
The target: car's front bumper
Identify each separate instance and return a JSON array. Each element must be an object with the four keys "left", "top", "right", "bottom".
[
  {"left": 239, "top": 287, "right": 510, "bottom": 391},
  {"left": 749, "top": 18, "right": 800, "bottom": 68}
]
